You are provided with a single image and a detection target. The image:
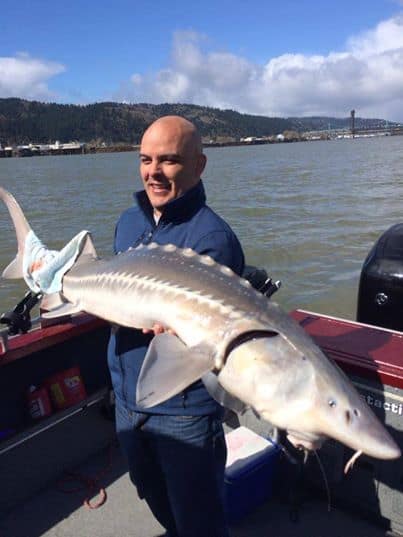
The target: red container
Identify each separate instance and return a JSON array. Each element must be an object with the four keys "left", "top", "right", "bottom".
[
  {"left": 44, "top": 366, "right": 87, "bottom": 410},
  {"left": 27, "top": 385, "right": 52, "bottom": 420}
]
